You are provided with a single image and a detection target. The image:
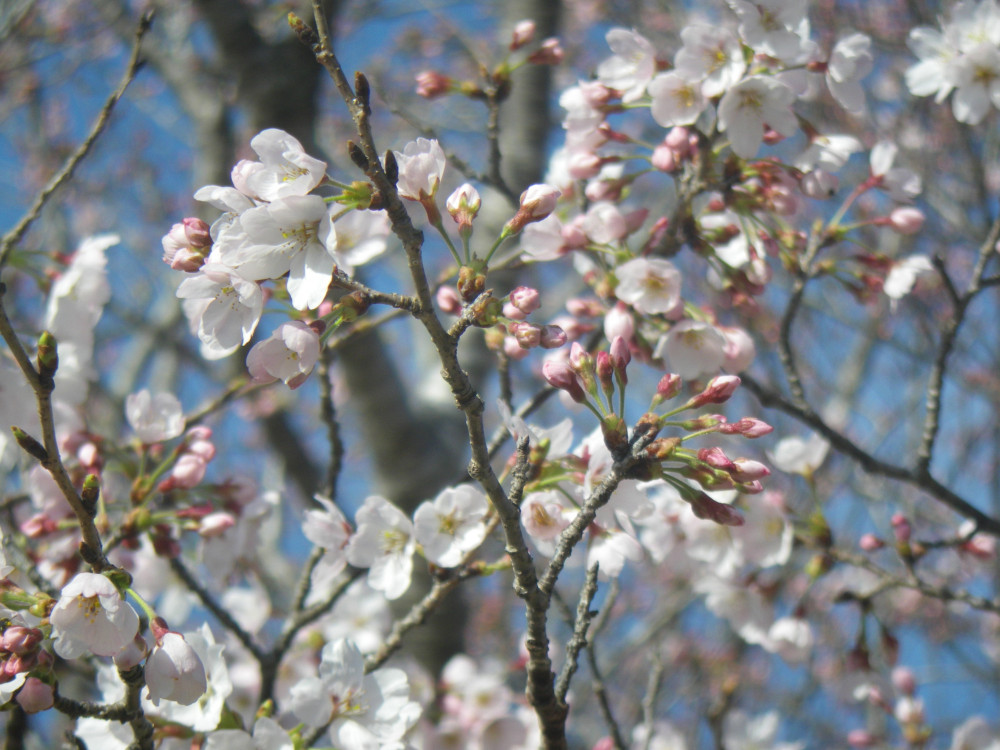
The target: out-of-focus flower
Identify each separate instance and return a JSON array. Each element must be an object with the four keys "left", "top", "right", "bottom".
[{"left": 126, "top": 390, "right": 185, "bottom": 444}]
